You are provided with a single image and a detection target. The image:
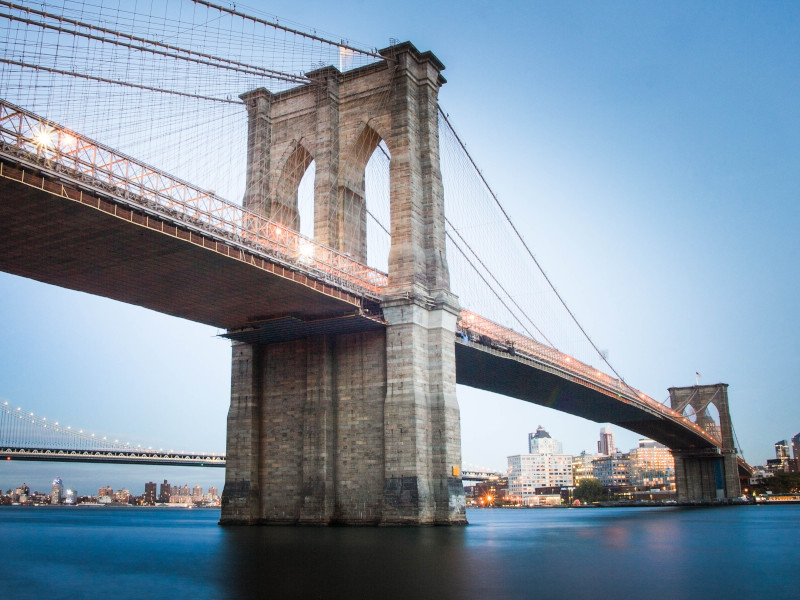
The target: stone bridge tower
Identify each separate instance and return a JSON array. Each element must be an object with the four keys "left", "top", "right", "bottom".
[
  {"left": 668, "top": 383, "right": 741, "bottom": 500},
  {"left": 220, "top": 42, "right": 466, "bottom": 525}
]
